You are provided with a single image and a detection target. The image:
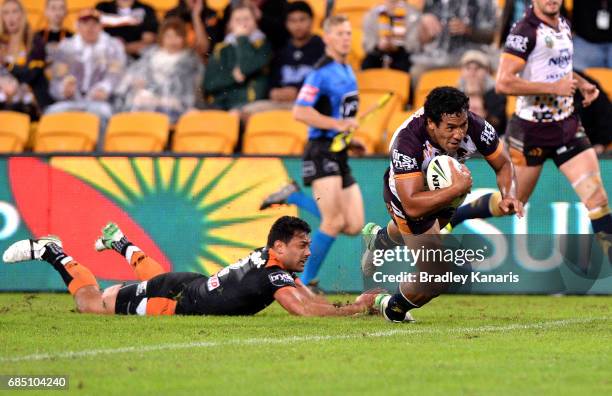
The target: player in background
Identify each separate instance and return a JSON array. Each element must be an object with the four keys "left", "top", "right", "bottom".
[
  {"left": 445, "top": 0, "right": 611, "bottom": 260},
  {"left": 285, "top": 15, "right": 366, "bottom": 289},
  {"left": 2, "top": 217, "right": 377, "bottom": 317},
  {"left": 363, "top": 87, "right": 523, "bottom": 322}
]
